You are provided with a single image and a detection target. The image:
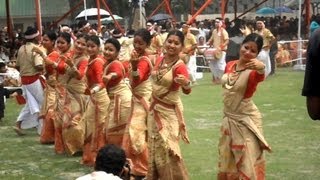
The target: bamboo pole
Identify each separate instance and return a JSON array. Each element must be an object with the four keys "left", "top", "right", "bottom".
[
  {"left": 96, "top": 0, "right": 101, "bottom": 33},
  {"left": 49, "top": 0, "right": 84, "bottom": 29},
  {"left": 187, "top": 0, "right": 212, "bottom": 25},
  {"left": 147, "top": 1, "right": 165, "bottom": 19},
  {"left": 100, "top": 0, "right": 124, "bottom": 33},
  {"left": 35, "top": 0, "right": 42, "bottom": 35},
  {"left": 5, "top": 0, "right": 13, "bottom": 42}
]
